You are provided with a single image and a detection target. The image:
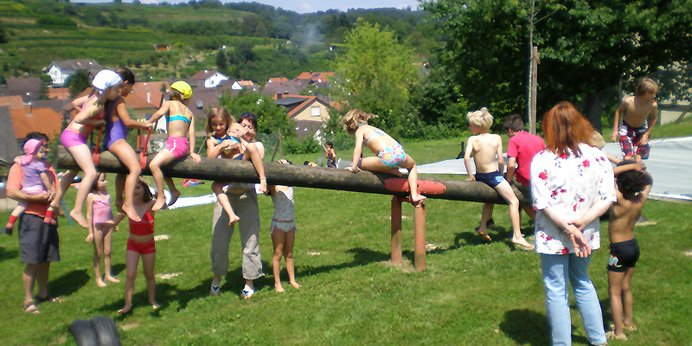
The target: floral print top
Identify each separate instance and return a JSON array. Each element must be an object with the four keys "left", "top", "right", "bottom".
[{"left": 530, "top": 143, "right": 616, "bottom": 255}]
